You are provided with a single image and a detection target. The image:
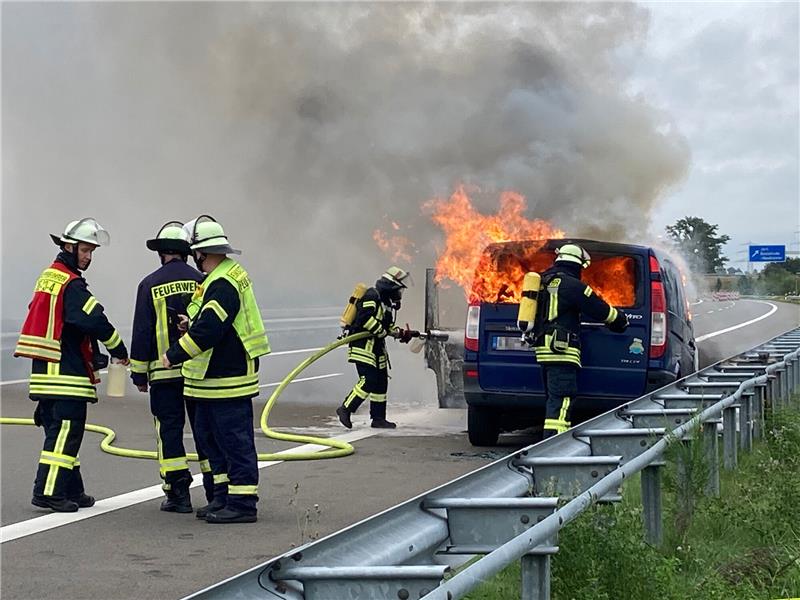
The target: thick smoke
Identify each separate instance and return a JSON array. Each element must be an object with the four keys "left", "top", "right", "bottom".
[{"left": 2, "top": 2, "right": 689, "bottom": 330}]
